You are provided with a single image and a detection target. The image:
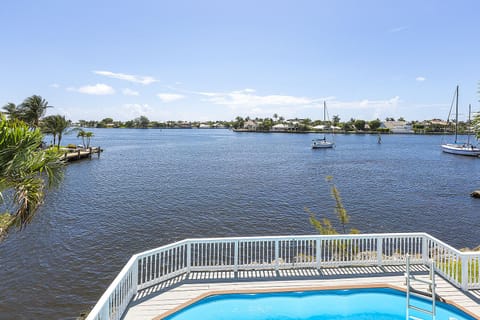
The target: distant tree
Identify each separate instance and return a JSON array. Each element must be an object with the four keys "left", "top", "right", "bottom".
[
  {"left": 233, "top": 116, "right": 244, "bottom": 129},
  {"left": 0, "top": 116, "right": 64, "bottom": 238},
  {"left": 273, "top": 113, "right": 278, "bottom": 123},
  {"left": 302, "top": 118, "right": 312, "bottom": 126},
  {"left": 18, "top": 95, "right": 52, "bottom": 127},
  {"left": 332, "top": 115, "right": 340, "bottom": 126},
  {"left": 353, "top": 119, "right": 366, "bottom": 131},
  {"left": 369, "top": 119, "right": 381, "bottom": 131},
  {"left": 398, "top": 117, "right": 405, "bottom": 122},
  {"left": 261, "top": 118, "right": 273, "bottom": 130},
  {"left": 385, "top": 117, "right": 395, "bottom": 121},
  {"left": 134, "top": 116, "right": 149, "bottom": 128}
]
